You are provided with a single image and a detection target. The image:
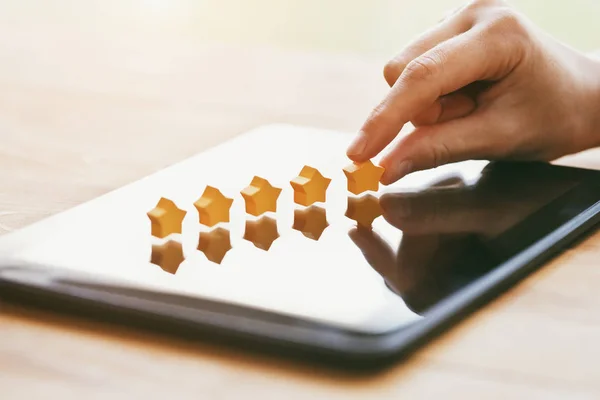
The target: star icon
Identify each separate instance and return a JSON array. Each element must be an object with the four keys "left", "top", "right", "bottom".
[
  {"left": 240, "top": 176, "right": 282, "bottom": 216},
  {"left": 290, "top": 166, "right": 332, "bottom": 207},
  {"left": 345, "top": 195, "right": 382, "bottom": 229},
  {"left": 293, "top": 205, "right": 329, "bottom": 241},
  {"left": 194, "top": 186, "right": 233, "bottom": 227},
  {"left": 197, "top": 227, "right": 232, "bottom": 264},
  {"left": 343, "top": 160, "right": 385, "bottom": 195},
  {"left": 150, "top": 240, "right": 185, "bottom": 274},
  {"left": 147, "top": 197, "right": 187, "bottom": 238},
  {"left": 243, "top": 216, "right": 279, "bottom": 251}
]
